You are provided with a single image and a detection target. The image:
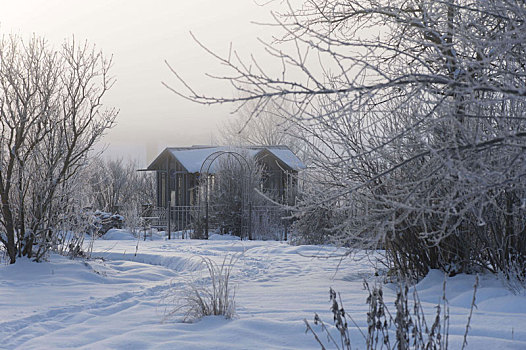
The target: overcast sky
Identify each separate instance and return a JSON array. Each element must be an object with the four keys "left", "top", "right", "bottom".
[{"left": 0, "top": 0, "right": 278, "bottom": 163}]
